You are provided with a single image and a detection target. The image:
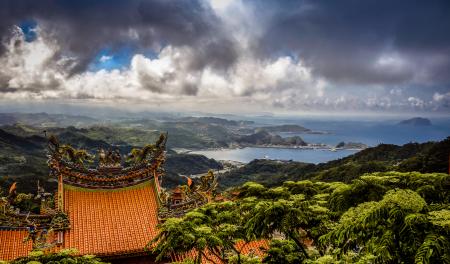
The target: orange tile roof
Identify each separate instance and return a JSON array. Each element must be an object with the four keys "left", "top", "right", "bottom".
[
  {"left": 62, "top": 180, "right": 160, "bottom": 256},
  {"left": 171, "top": 240, "right": 269, "bottom": 263},
  {"left": 0, "top": 229, "right": 32, "bottom": 261},
  {"left": 1, "top": 179, "right": 268, "bottom": 263},
  {"left": 237, "top": 239, "right": 269, "bottom": 256}
]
